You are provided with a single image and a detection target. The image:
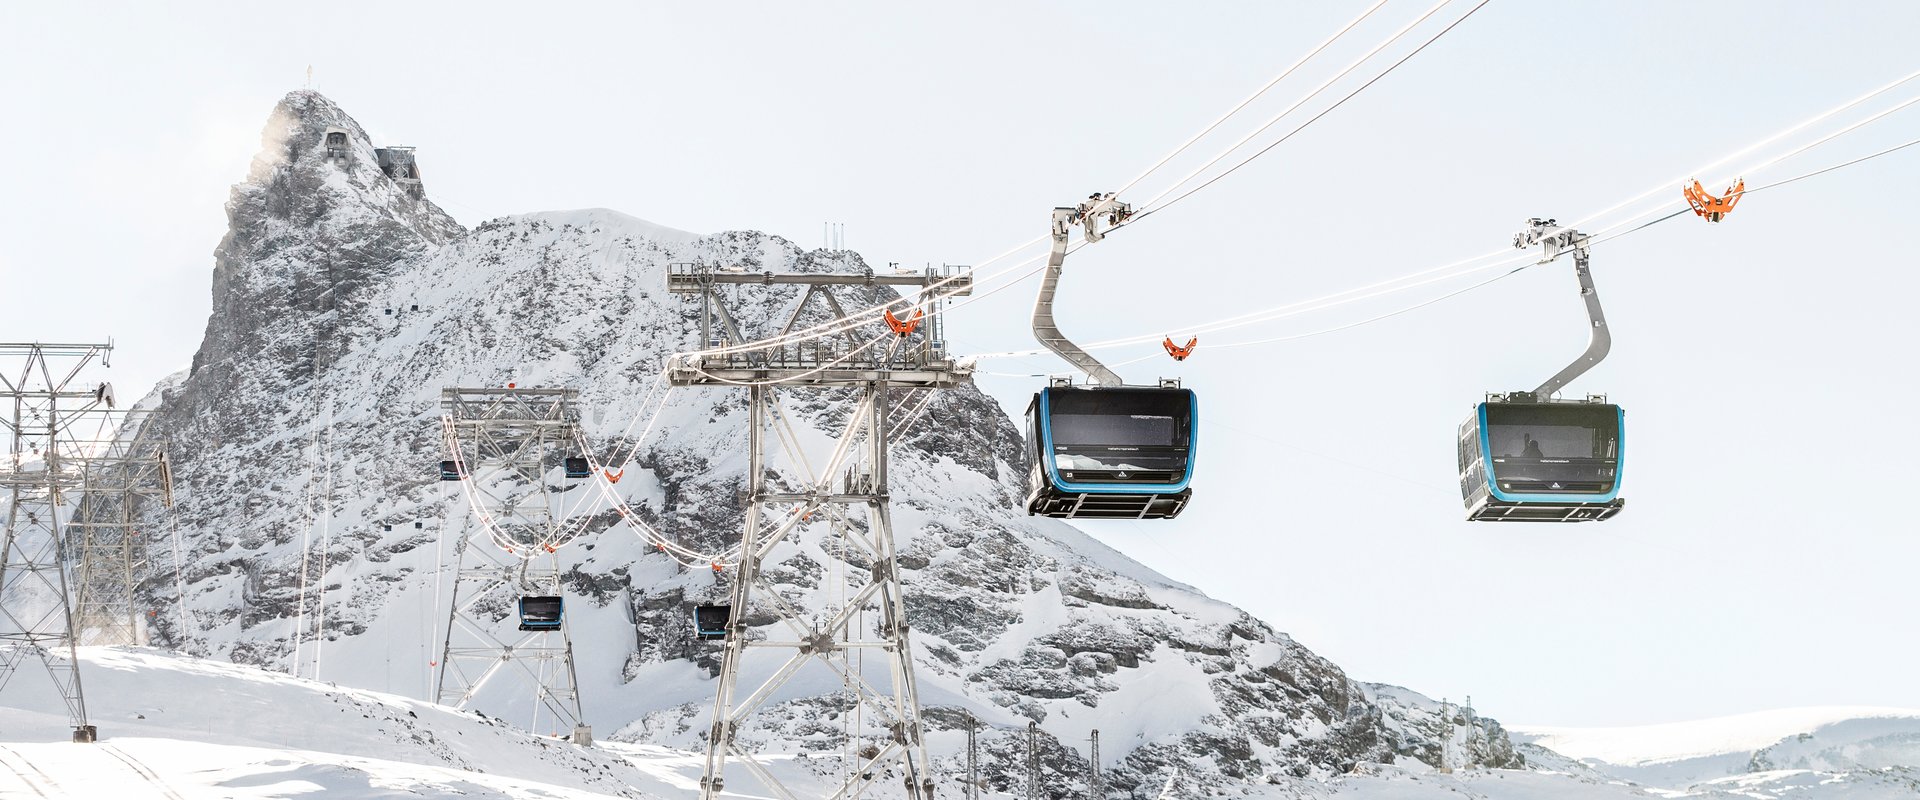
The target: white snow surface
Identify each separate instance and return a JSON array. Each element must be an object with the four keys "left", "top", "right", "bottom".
[
  {"left": 5, "top": 649, "right": 1919, "bottom": 800},
  {"left": 1516, "top": 707, "right": 1920, "bottom": 767}
]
